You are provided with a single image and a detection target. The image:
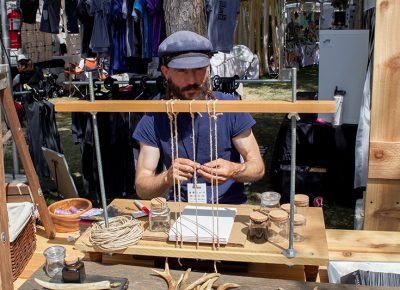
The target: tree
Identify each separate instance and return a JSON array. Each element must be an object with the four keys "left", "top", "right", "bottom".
[{"left": 163, "top": 0, "right": 207, "bottom": 37}]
